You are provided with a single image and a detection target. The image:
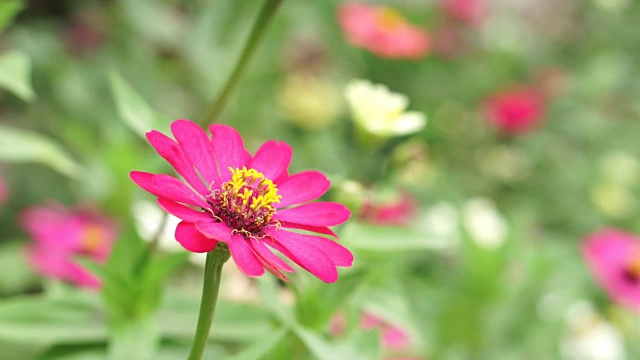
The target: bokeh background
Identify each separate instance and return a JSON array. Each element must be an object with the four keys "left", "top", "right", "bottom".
[{"left": 0, "top": 0, "right": 639, "bottom": 359}]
